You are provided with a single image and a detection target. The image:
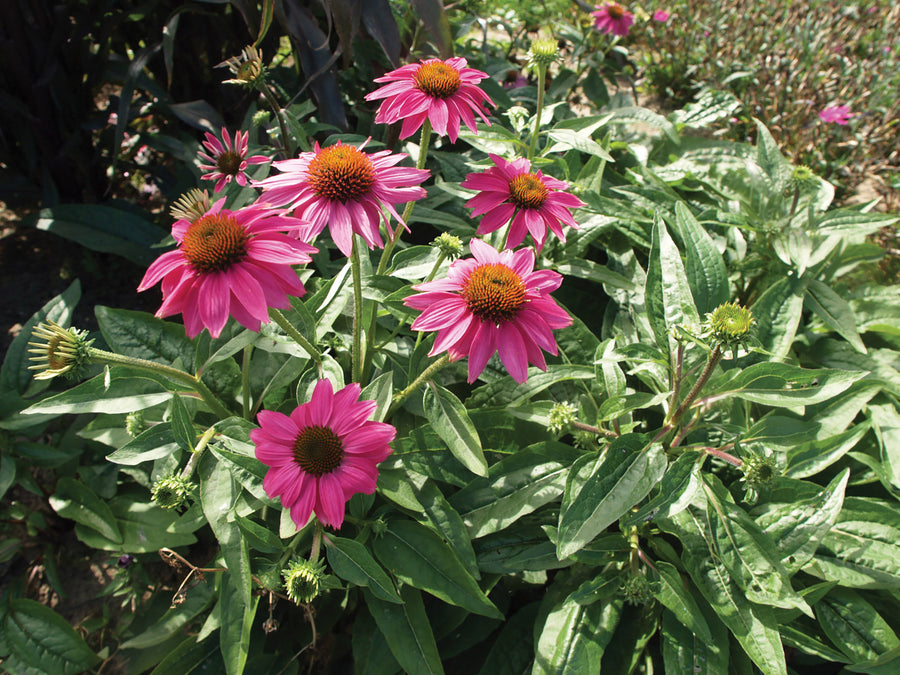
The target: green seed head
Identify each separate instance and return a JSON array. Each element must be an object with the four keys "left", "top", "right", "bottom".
[
  {"left": 742, "top": 453, "right": 777, "bottom": 487},
  {"left": 790, "top": 164, "right": 818, "bottom": 189},
  {"left": 702, "top": 302, "right": 756, "bottom": 348}
]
